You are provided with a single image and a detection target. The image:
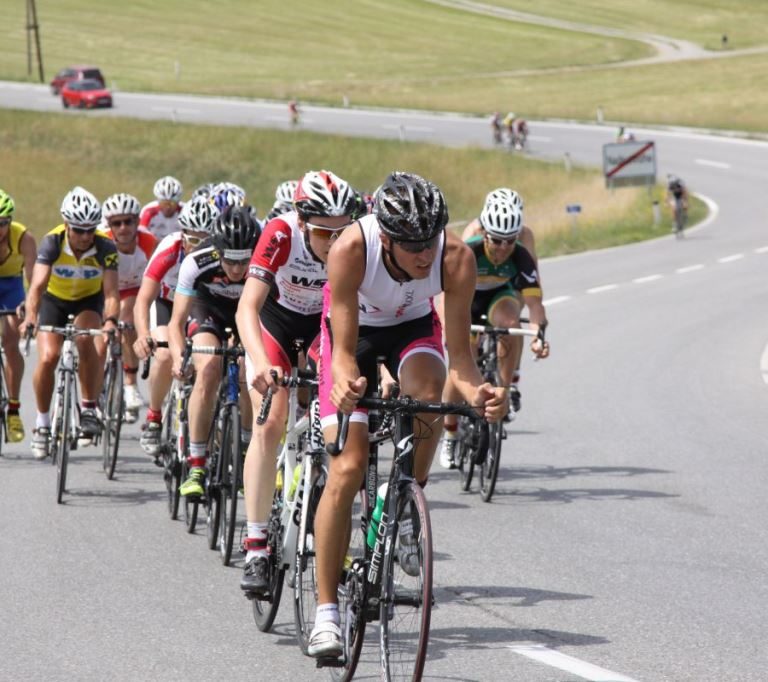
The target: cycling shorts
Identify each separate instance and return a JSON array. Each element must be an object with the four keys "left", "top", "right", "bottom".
[
  {"left": 0, "top": 276, "right": 25, "bottom": 310},
  {"left": 119, "top": 287, "right": 140, "bottom": 301},
  {"left": 317, "top": 309, "right": 444, "bottom": 429},
  {"left": 186, "top": 302, "right": 236, "bottom": 343},
  {"left": 471, "top": 285, "right": 520, "bottom": 325},
  {"left": 244, "top": 296, "right": 321, "bottom": 387},
  {"left": 38, "top": 291, "right": 104, "bottom": 327},
  {"left": 149, "top": 298, "right": 172, "bottom": 329}
]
